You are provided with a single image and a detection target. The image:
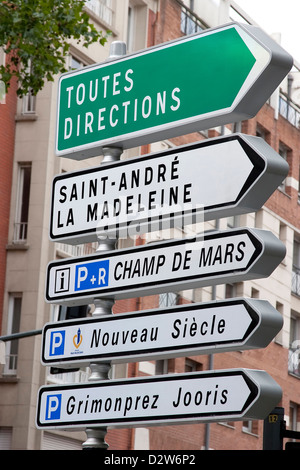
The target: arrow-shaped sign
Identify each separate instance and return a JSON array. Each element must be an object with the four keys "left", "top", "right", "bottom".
[
  {"left": 41, "top": 298, "right": 283, "bottom": 368},
  {"left": 50, "top": 134, "right": 289, "bottom": 244},
  {"left": 36, "top": 369, "right": 282, "bottom": 429},
  {"left": 55, "top": 22, "right": 293, "bottom": 160},
  {"left": 45, "top": 227, "right": 286, "bottom": 306}
]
